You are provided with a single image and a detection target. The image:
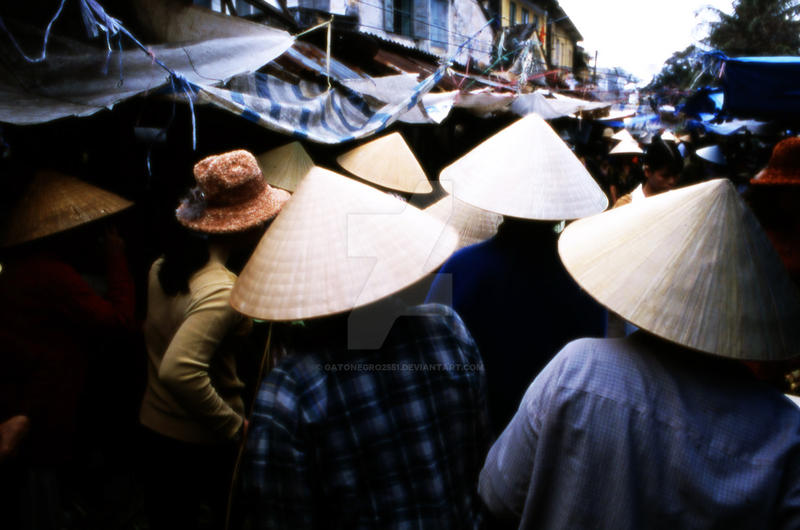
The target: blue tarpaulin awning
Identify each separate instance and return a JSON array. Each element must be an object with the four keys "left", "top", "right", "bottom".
[{"left": 714, "top": 53, "right": 800, "bottom": 119}]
